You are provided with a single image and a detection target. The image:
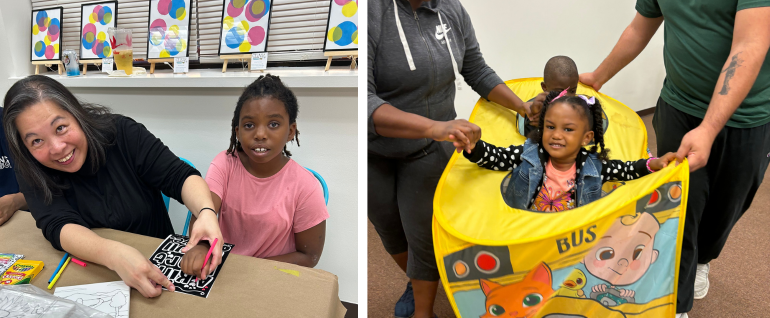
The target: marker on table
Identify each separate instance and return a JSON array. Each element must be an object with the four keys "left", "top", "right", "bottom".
[
  {"left": 197, "top": 238, "right": 218, "bottom": 283},
  {"left": 48, "top": 253, "right": 69, "bottom": 283},
  {"left": 70, "top": 258, "right": 87, "bottom": 267},
  {"left": 48, "top": 256, "right": 71, "bottom": 289}
]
